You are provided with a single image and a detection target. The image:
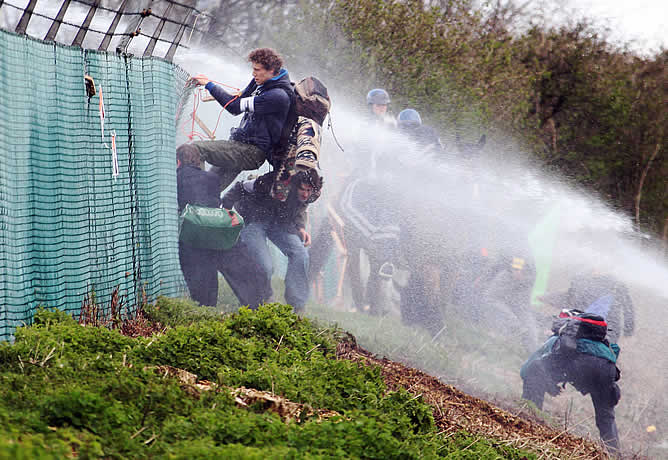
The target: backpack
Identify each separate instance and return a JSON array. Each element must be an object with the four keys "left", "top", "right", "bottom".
[
  {"left": 294, "top": 76, "right": 331, "bottom": 126},
  {"left": 277, "top": 76, "right": 331, "bottom": 152},
  {"left": 551, "top": 309, "right": 608, "bottom": 354},
  {"left": 271, "top": 77, "right": 330, "bottom": 201}
]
